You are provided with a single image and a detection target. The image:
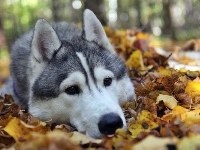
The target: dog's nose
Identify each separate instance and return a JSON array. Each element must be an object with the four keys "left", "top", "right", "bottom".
[{"left": 98, "top": 113, "right": 123, "bottom": 135}]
